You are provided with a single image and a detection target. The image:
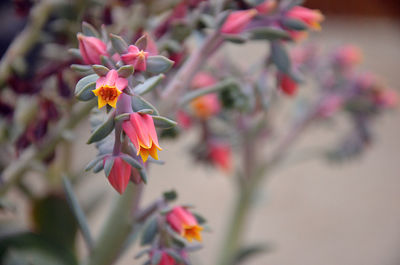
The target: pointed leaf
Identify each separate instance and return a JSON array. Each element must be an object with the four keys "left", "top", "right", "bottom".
[
  {"left": 281, "top": 18, "right": 308, "bottom": 31},
  {"left": 137, "top": 109, "right": 154, "bottom": 115},
  {"left": 104, "top": 156, "right": 114, "bottom": 177},
  {"left": 139, "top": 169, "right": 147, "bottom": 184},
  {"left": 92, "top": 65, "right": 109, "bottom": 76},
  {"left": 110, "top": 34, "right": 128, "bottom": 54},
  {"left": 117, "top": 65, "right": 134, "bottom": 78},
  {"left": 82, "top": 22, "right": 99, "bottom": 37},
  {"left": 75, "top": 74, "right": 98, "bottom": 101},
  {"left": 87, "top": 113, "right": 115, "bottom": 144},
  {"left": 223, "top": 34, "right": 248, "bottom": 44},
  {"left": 62, "top": 176, "right": 94, "bottom": 252},
  {"left": 115, "top": 113, "right": 130, "bottom": 122},
  {"left": 133, "top": 74, "right": 164, "bottom": 95},
  {"left": 68, "top": 48, "right": 82, "bottom": 59},
  {"left": 71, "top": 64, "right": 94, "bottom": 75},
  {"left": 152, "top": 116, "right": 177, "bottom": 129},
  {"left": 271, "top": 41, "right": 291, "bottom": 74},
  {"left": 120, "top": 154, "right": 143, "bottom": 169},
  {"left": 248, "top": 27, "right": 291, "bottom": 41},
  {"left": 146, "top": 56, "right": 174, "bottom": 74},
  {"left": 140, "top": 216, "right": 159, "bottom": 246},
  {"left": 131, "top": 95, "right": 160, "bottom": 116},
  {"left": 151, "top": 251, "right": 162, "bottom": 265},
  {"left": 135, "top": 35, "right": 147, "bottom": 50},
  {"left": 85, "top": 155, "right": 107, "bottom": 172}
]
